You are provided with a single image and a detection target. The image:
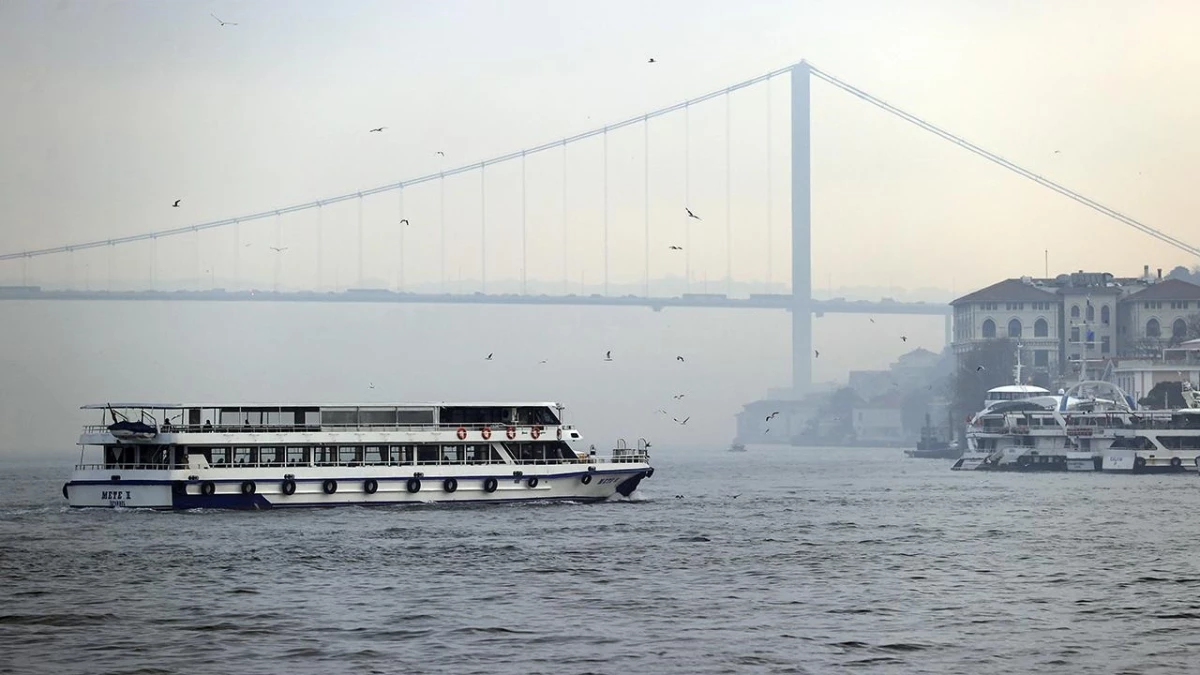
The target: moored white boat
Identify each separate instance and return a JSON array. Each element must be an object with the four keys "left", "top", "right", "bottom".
[{"left": 64, "top": 401, "right": 654, "bottom": 509}]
